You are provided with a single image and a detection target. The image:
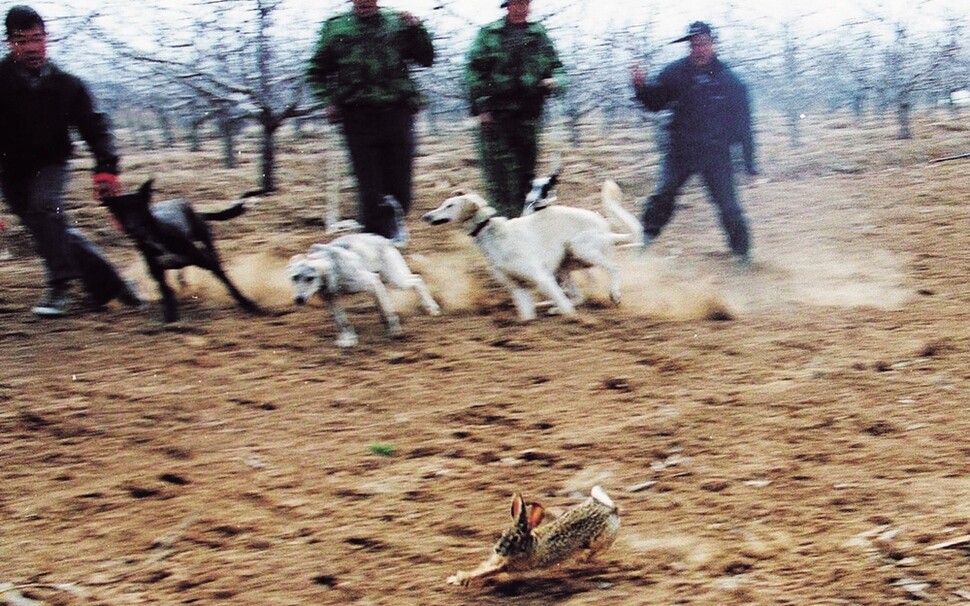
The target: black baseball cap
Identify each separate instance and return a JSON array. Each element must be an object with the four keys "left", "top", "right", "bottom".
[
  {"left": 5, "top": 5, "right": 44, "bottom": 37},
  {"left": 671, "top": 21, "right": 712, "bottom": 44},
  {"left": 500, "top": 0, "right": 528, "bottom": 7}
]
